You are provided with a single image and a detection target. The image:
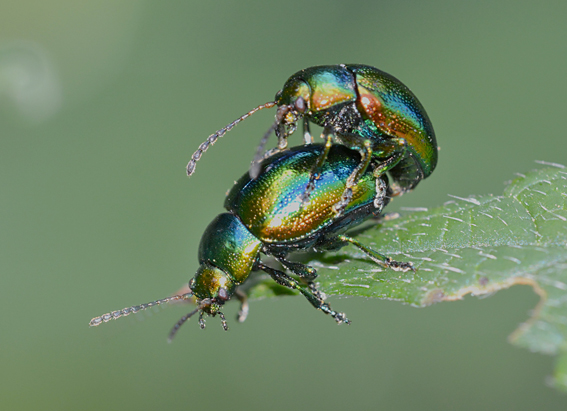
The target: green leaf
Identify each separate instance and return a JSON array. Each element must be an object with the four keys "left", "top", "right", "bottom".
[{"left": 249, "top": 163, "right": 567, "bottom": 391}]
